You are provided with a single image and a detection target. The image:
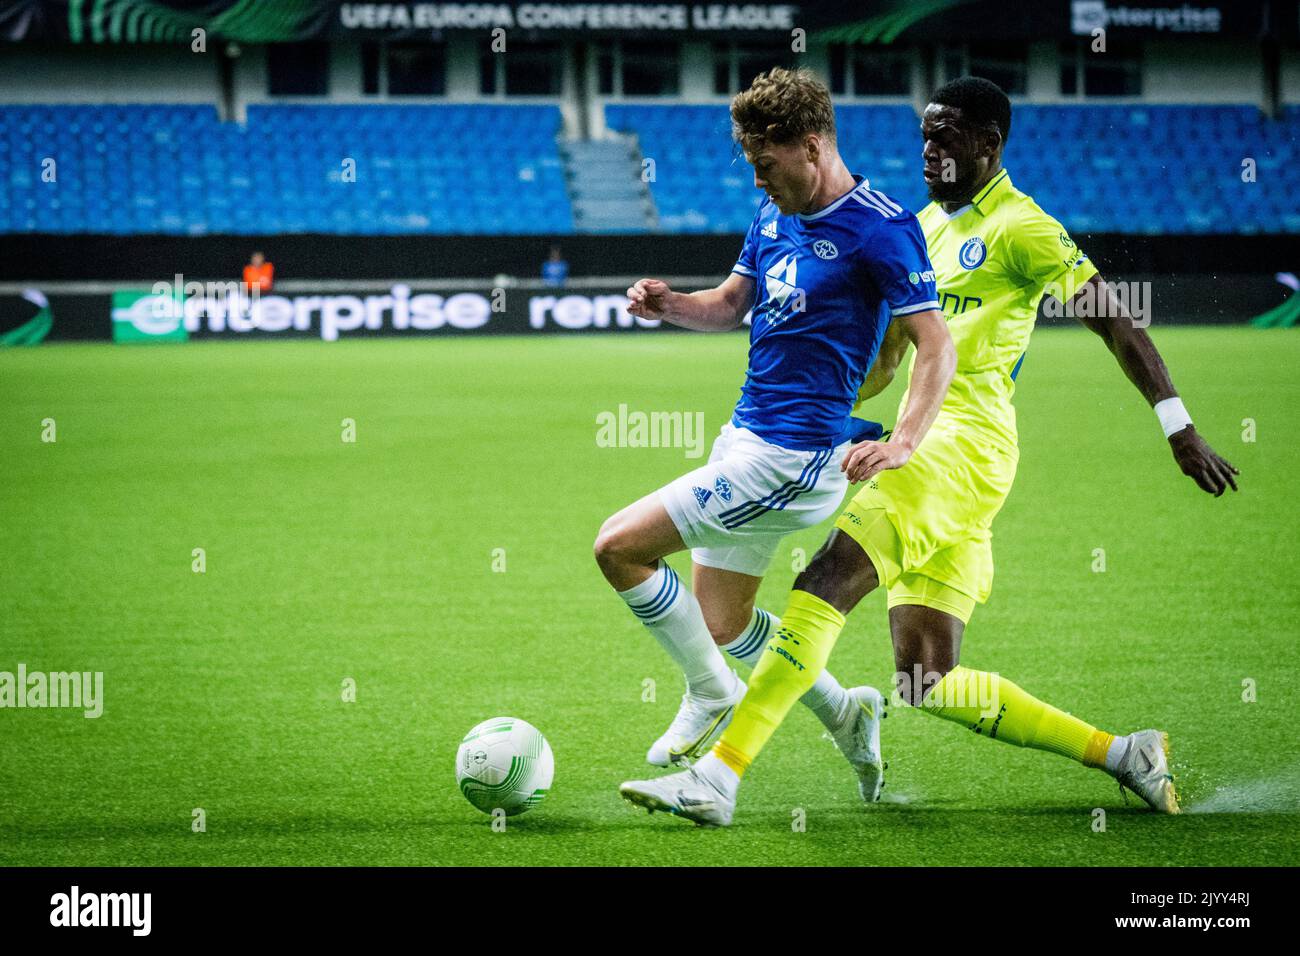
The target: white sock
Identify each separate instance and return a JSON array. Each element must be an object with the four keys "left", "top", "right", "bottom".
[
  {"left": 1104, "top": 734, "right": 1130, "bottom": 773},
  {"left": 618, "top": 561, "right": 735, "bottom": 701},
  {"left": 720, "top": 607, "right": 853, "bottom": 731},
  {"left": 693, "top": 752, "right": 739, "bottom": 800}
]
